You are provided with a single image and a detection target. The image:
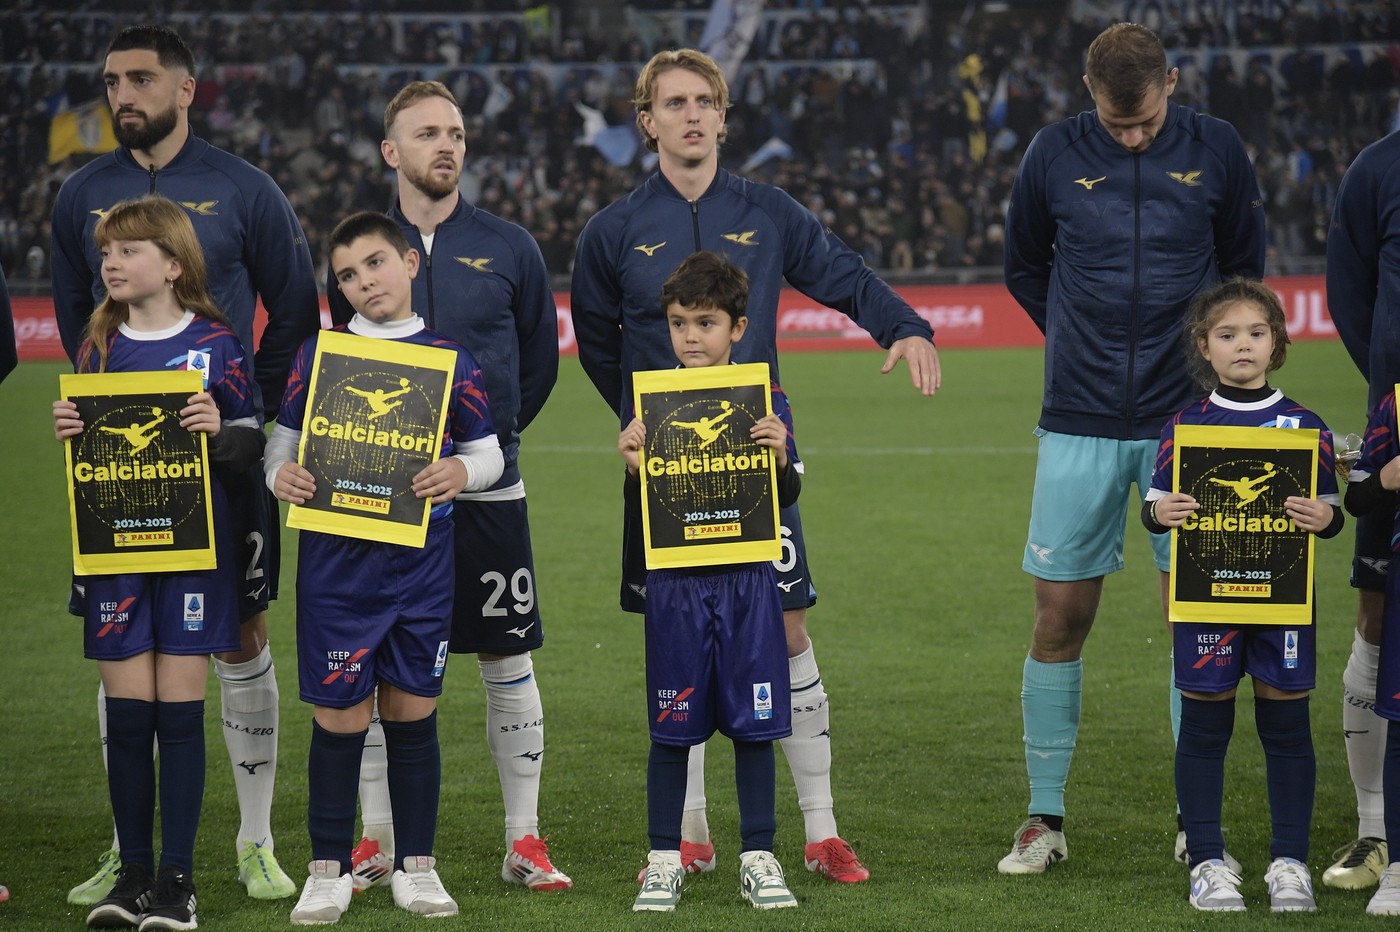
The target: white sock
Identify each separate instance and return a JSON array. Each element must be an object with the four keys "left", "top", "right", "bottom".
[
  {"left": 98, "top": 681, "right": 119, "bottom": 850},
  {"left": 481, "top": 653, "right": 544, "bottom": 848},
  {"left": 780, "top": 643, "right": 838, "bottom": 844},
  {"left": 359, "top": 694, "right": 395, "bottom": 857},
  {"left": 1343, "top": 629, "right": 1386, "bottom": 840},
  {"left": 682, "top": 742, "right": 710, "bottom": 844},
  {"left": 214, "top": 642, "right": 280, "bottom": 853}
]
